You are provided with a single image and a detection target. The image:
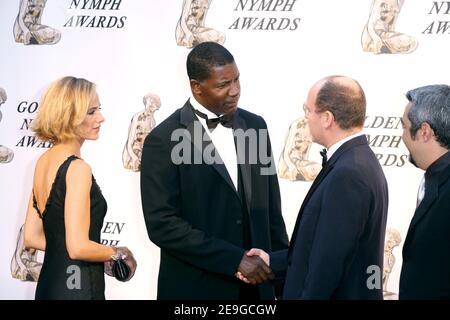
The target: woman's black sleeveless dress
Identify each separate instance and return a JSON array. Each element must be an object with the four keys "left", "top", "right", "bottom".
[{"left": 34, "top": 155, "right": 107, "bottom": 300}]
